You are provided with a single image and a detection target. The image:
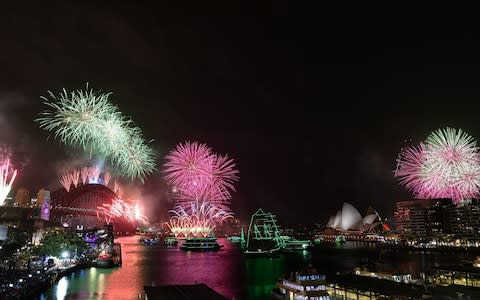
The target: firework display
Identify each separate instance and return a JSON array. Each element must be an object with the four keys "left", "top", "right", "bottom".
[
  {"left": 59, "top": 166, "right": 111, "bottom": 190},
  {"left": 163, "top": 141, "right": 239, "bottom": 237},
  {"left": 395, "top": 127, "right": 480, "bottom": 204},
  {"left": 163, "top": 141, "right": 239, "bottom": 204},
  {"left": 168, "top": 201, "right": 233, "bottom": 237},
  {"left": 0, "top": 159, "right": 17, "bottom": 206},
  {"left": 98, "top": 198, "right": 148, "bottom": 224},
  {"left": 36, "top": 86, "right": 155, "bottom": 180}
]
